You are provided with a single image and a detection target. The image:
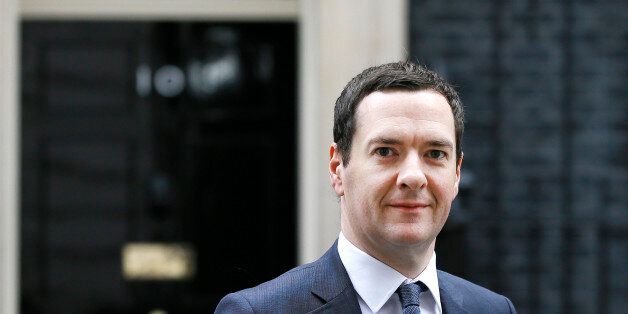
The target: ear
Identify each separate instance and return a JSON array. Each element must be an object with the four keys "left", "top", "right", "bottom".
[
  {"left": 329, "top": 143, "right": 345, "bottom": 196},
  {"left": 453, "top": 152, "right": 463, "bottom": 196}
]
